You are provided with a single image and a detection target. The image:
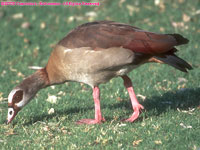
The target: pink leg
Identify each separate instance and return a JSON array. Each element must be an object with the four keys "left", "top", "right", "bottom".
[
  {"left": 121, "top": 75, "right": 144, "bottom": 122},
  {"left": 76, "top": 86, "right": 105, "bottom": 125}
]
